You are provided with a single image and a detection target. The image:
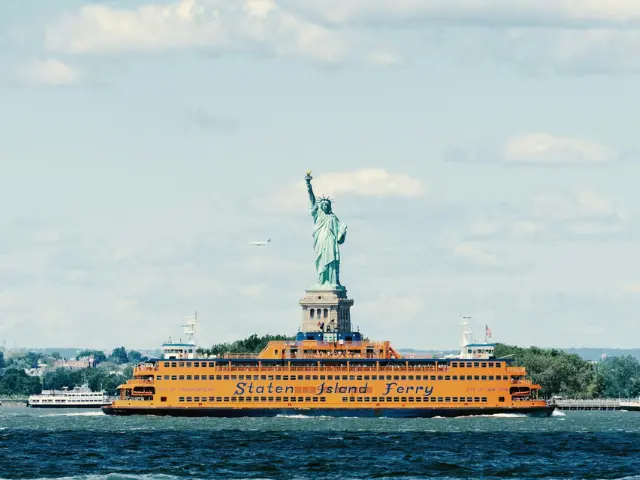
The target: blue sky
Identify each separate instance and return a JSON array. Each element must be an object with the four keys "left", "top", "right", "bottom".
[{"left": 1, "top": 0, "right": 640, "bottom": 351}]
